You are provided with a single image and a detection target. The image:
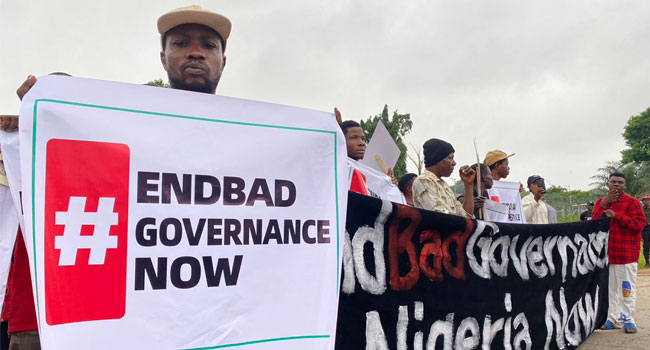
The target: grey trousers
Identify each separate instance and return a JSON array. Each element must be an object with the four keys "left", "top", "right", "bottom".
[{"left": 9, "top": 331, "right": 40, "bottom": 350}]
